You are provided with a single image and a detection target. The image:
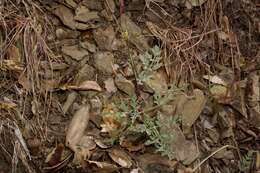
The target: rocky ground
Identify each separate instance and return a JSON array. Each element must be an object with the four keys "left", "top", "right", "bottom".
[{"left": 0, "top": 0, "right": 259, "bottom": 172}]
